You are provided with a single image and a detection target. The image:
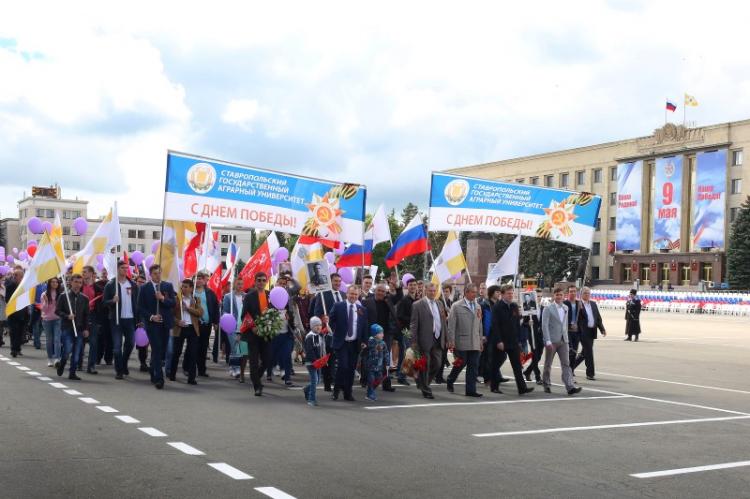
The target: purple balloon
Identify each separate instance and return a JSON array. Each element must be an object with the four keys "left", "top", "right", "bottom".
[
  {"left": 324, "top": 252, "right": 335, "bottom": 264},
  {"left": 0, "top": 265, "right": 9, "bottom": 275},
  {"left": 130, "top": 250, "right": 145, "bottom": 266},
  {"left": 27, "top": 240, "right": 37, "bottom": 247},
  {"left": 73, "top": 217, "right": 88, "bottom": 236},
  {"left": 7, "top": 255, "right": 14, "bottom": 264},
  {"left": 134, "top": 327, "right": 149, "bottom": 347},
  {"left": 328, "top": 264, "right": 337, "bottom": 275},
  {"left": 339, "top": 267, "right": 354, "bottom": 284},
  {"left": 96, "top": 262, "right": 104, "bottom": 272},
  {"left": 27, "top": 217, "right": 43, "bottom": 234},
  {"left": 96, "top": 254, "right": 105, "bottom": 264},
  {"left": 0, "top": 255, "right": 4, "bottom": 263},
  {"left": 339, "top": 281, "right": 348, "bottom": 293},
  {"left": 42, "top": 221, "right": 53, "bottom": 233},
  {"left": 144, "top": 254, "right": 155, "bottom": 269},
  {"left": 12, "top": 247, "right": 18, "bottom": 254},
  {"left": 401, "top": 273, "right": 415, "bottom": 287},
  {"left": 269, "top": 286, "right": 289, "bottom": 310},
  {"left": 273, "top": 247, "right": 289, "bottom": 263},
  {"left": 18, "top": 251, "right": 28, "bottom": 261},
  {"left": 151, "top": 241, "right": 159, "bottom": 254},
  {"left": 219, "top": 313, "right": 237, "bottom": 333}
]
